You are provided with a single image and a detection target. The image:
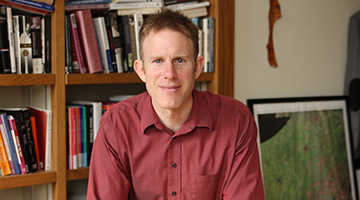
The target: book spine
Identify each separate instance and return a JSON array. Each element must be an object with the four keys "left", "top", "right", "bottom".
[
  {"left": 65, "top": 15, "right": 73, "bottom": 74},
  {"left": 65, "top": 0, "right": 112, "bottom": 6},
  {"left": 92, "top": 17, "right": 111, "bottom": 73},
  {"left": 69, "top": 13, "right": 86, "bottom": 74},
  {"left": 0, "top": 127, "right": 11, "bottom": 176},
  {"left": 12, "top": 15, "right": 22, "bottom": 74},
  {"left": 22, "top": 110, "right": 39, "bottom": 172},
  {"left": 81, "top": 106, "right": 87, "bottom": 167},
  {"left": 44, "top": 110, "right": 52, "bottom": 171},
  {"left": 5, "top": 0, "right": 54, "bottom": 12},
  {"left": 8, "top": 116, "right": 27, "bottom": 174},
  {"left": 109, "top": 1, "right": 162, "bottom": 10},
  {"left": 0, "top": 0, "right": 50, "bottom": 15},
  {"left": 74, "top": 10, "right": 103, "bottom": 74},
  {"left": 128, "top": 15, "right": 137, "bottom": 68},
  {"left": 44, "top": 15, "right": 51, "bottom": 73},
  {"left": 0, "top": 118, "right": 15, "bottom": 174},
  {"left": 202, "top": 17, "right": 208, "bottom": 72},
  {"left": 1, "top": 114, "right": 21, "bottom": 174},
  {"left": 134, "top": 14, "right": 143, "bottom": 61},
  {"left": 108, "top": 11, "right": 124, "bottom": 73},
  {"left": 6, "top": 7, "right": 16, "bottom": 73},
  {"left": 30, "top": 116, "right": 41, "bottom": 170},
  {"left": 208, "top": 17, "right": 214, "bottom": 72},
  {"left": 103, "top": 13, "right": 117, "bottom": 73},
  {"left": 0, "top": 6, "right": 11, "bottom": 74},
  {"left": 117, "top": 15, "right": 127, "bottom": 72},
  {"left": 121, "top": 15, "right": 132, "bottom": 72},
  {"left": 20, "top": 15, "right": 33, "bottom": 74},
  {"left": 65, "top": 4, "right": 110, "bottom": 12},
  {"left": 30, "top": 15, "right": 43, "bottom": 74}
]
